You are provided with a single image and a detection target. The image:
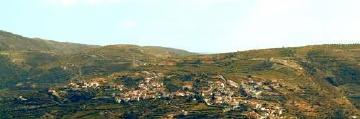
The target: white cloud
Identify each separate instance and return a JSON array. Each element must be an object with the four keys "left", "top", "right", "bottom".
[
  {"left": 173, "top": 0, "right": 239, "bottom": 9},
  {"left": 189, "top": 0, "right": 236, "bottom": 6},
  {"left": 120, "top": 20, "right": 137, "bottom": 29},
  {"left": 225, "top": 0, "right": 360, "bottom": 51},
  {"left": 48, "top": 0, "right": 78, "bottom": 6},
  {"left": 45, "top": 0, "right": 124, "bottom": 7},
  {"left": 86, "top": 0, "right": 123, "bottom": 5}
]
